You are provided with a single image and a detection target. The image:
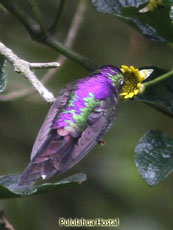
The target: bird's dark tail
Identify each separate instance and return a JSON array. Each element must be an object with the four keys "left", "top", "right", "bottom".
[
  {"left": 18, "top": 159, "right": 59, "bottom": 186},
  {"left": 18, "top": 134, "right": 75, "bottom": 186}
]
